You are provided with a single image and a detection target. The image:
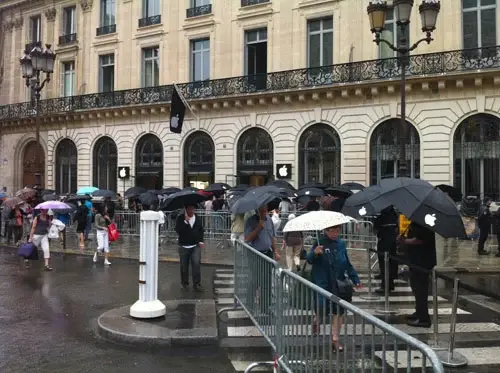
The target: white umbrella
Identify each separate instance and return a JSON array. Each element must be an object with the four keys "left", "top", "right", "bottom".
[{"left": 283, "top": 210, "right": 356, "bottom": 232}]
